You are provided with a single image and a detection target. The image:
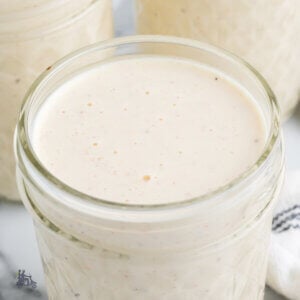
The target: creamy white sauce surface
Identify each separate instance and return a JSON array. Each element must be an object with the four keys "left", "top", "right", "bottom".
[{"left": 32, "top": 56, "right": 266, "bottom": 204}]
